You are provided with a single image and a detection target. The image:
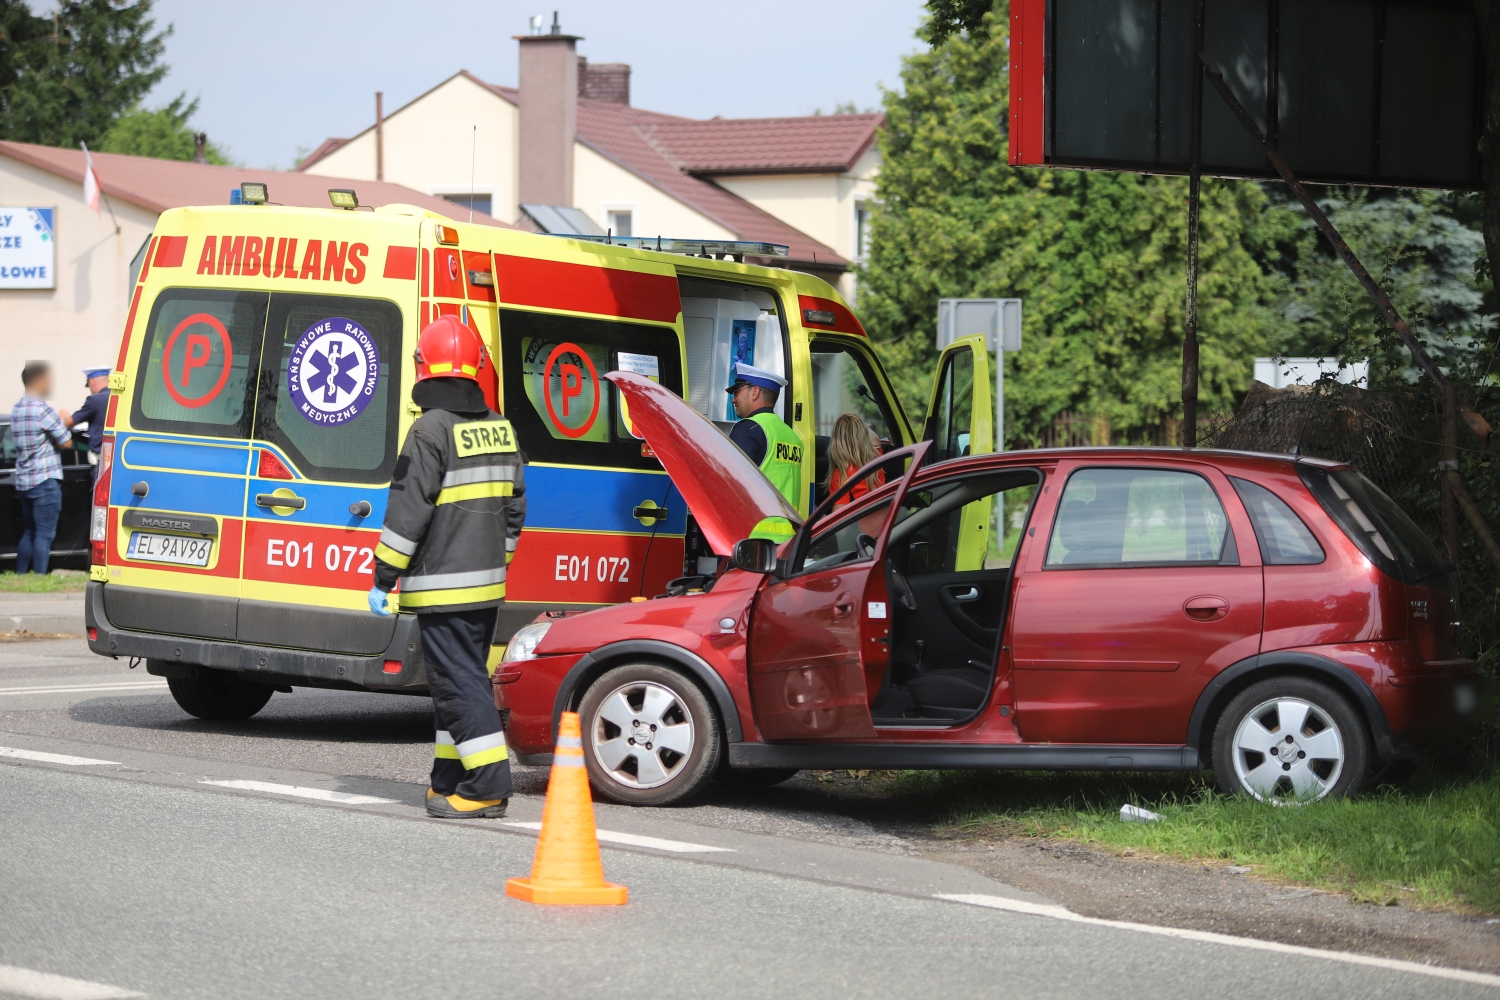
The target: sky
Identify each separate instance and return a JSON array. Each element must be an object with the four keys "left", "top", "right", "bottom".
[{"left": 30, "top": 1, "right": 932, "bottom": 169}]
